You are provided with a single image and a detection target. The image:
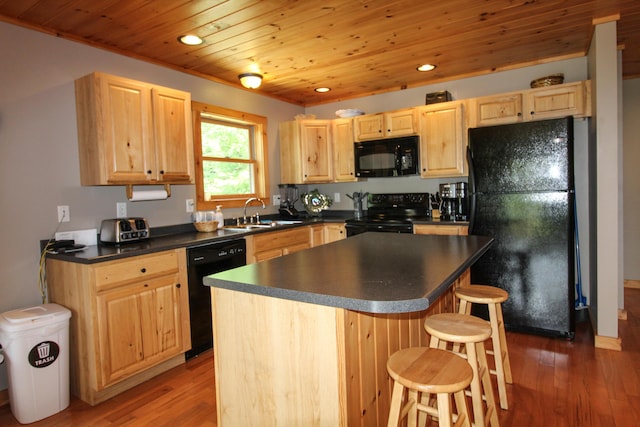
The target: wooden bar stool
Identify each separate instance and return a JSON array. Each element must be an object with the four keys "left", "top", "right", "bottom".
[
  {"left": 387, "top": 347, "right": 472, "bottom": 427},
  {"left": 424, "top": 313, "right": 499, "bottom": 427},
  {"left": 456, "top": 285, "right": 512, "bottom": 410}
]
